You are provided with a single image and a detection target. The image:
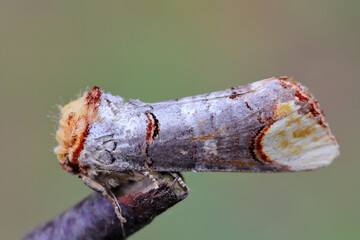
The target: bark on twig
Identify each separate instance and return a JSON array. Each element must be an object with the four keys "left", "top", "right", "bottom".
[{"left": 23, "top": 173, "right": 188, "bottom": 240}]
